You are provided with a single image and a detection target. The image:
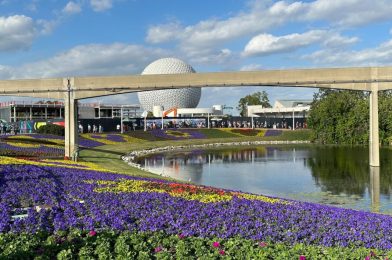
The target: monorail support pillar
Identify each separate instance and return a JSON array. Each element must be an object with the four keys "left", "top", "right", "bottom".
[
  {"left": 64, "top": 78, "right": 78, "bottom": 160},
  {"left": 369, "top": 85, "right": 380, "bottom": 167}
]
